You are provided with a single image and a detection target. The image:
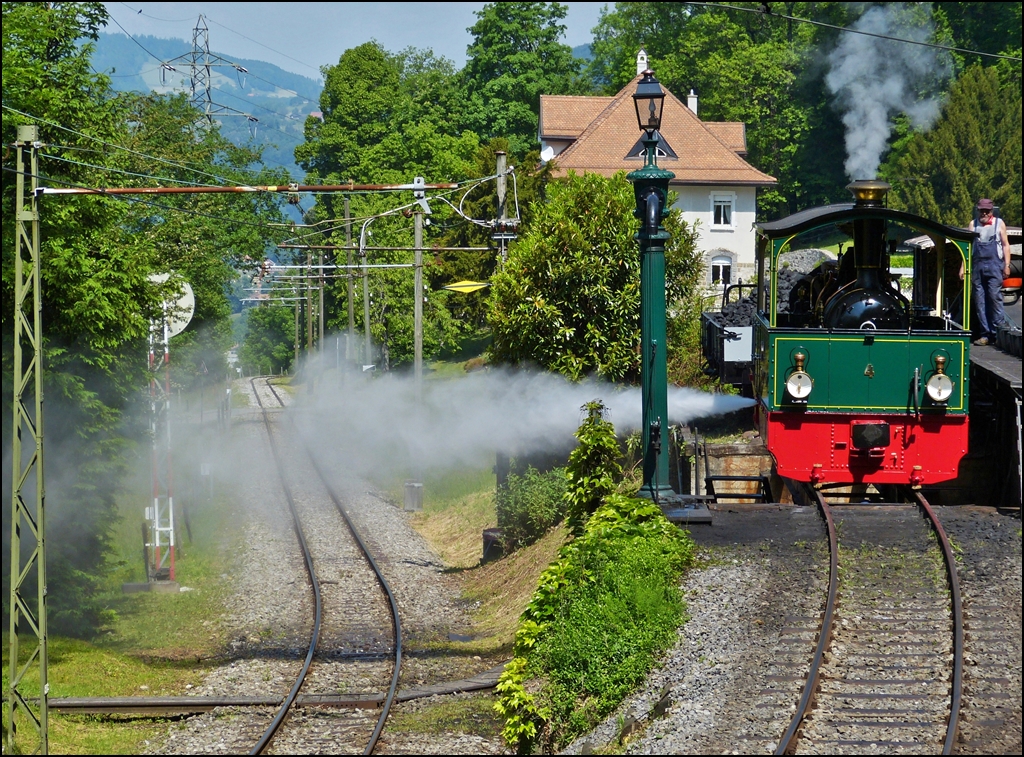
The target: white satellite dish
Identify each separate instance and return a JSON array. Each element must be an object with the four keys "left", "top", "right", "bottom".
[{"left": 148, "top": 273, "right": 195, "bottom": 338}]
